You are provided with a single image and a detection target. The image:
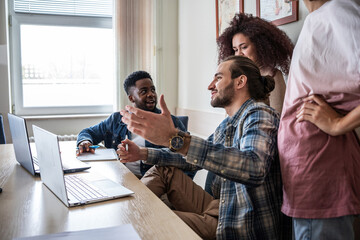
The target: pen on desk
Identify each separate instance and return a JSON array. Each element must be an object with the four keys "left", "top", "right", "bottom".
[
  {"left": 89, "top": 145, "right": 100, "bottom": 149},
  {"left": 76, "top": 145, "right": 100, "bottom": 150}
]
